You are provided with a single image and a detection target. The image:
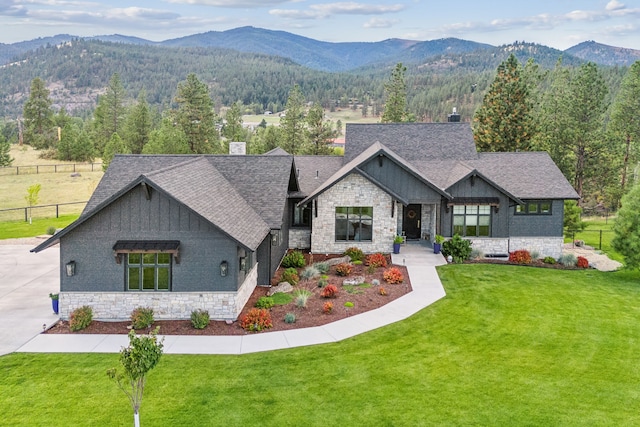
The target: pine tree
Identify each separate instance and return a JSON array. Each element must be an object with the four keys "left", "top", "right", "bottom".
[
  {"left": 56, "top": 123, "right": 78, "bottom": 161},
  {"left": 142, "top": 118, "right": 191, "bottom": 154},
  {"left": 381, "top": 63, "right": 411, "bottom": 123},
  {"left": 222, "top": 101, "right": 245, "bottom": 142},
  {"left": 0, "top": 133, "right": 12, "bottom": 166},
  {"left": 91, "top": 73, "right": 127, "bottom": 154},
  {"left": 280, "top": 84, "right": 308, "bottom": 154},
  {"left": 473, "top": 54, "right": 536, "bottom": 152},
  {"left": 173, "top": 73, "right": 220, "bottom": 154},
  {"left": 102, "top": 133, "right": 130, "bottom": 171},
  {"left": 306, "top": 103, "right": 337, "bottom": 155},
  {"left": 71, "top": 130, "right": 95, "bottom": 163},
  {"left": 124, "top": 90, "right": 152, "bottom": 154},
  {"left": 612, "top": 183, "right": 640, "bottom": 269},
  {"left": 23, "top": 77, "right": 55, "bottom": 149}
]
